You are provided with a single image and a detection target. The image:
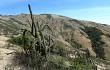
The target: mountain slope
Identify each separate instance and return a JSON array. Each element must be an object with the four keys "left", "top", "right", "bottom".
[{"left": 0, "top": 14, "right": 110, "bottom": 60}]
